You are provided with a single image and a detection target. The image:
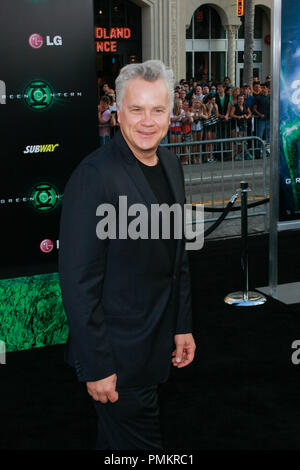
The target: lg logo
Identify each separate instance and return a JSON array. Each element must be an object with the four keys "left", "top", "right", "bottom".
[
  {"left": 40, "top": 239, "right": 54, "bottom": 253},
  {"left": 29, "top": 33, "right": 63, "bottom": 49}
]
